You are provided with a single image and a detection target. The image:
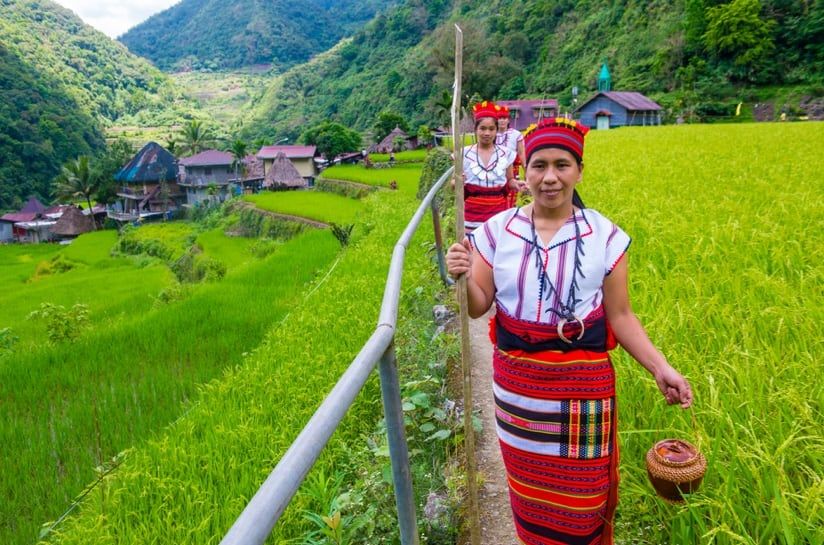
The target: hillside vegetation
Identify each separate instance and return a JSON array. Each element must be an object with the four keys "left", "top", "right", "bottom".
[
  {"left": 0, "top": 0, "right": 197, "bottom": 211},
  {"left": 241, "top": 0, "right": 824, "bottom": 141},
  {"left": 119, "top": 0, "right": 397, "bottom": 71}
]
